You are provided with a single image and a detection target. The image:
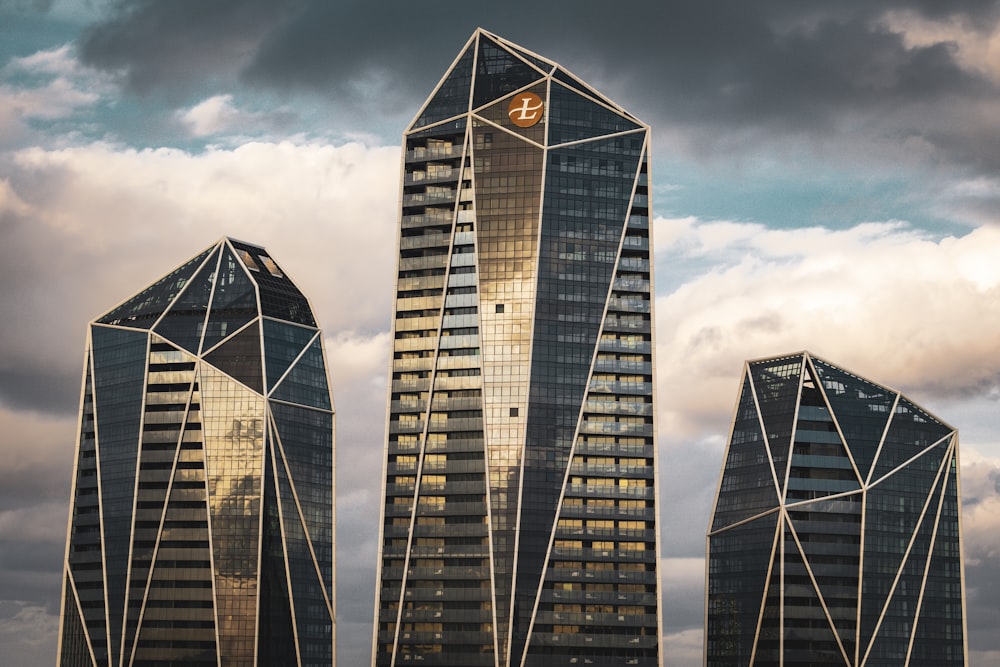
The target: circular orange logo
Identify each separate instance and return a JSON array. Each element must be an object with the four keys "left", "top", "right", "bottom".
[{"left": 507, "top": 92, "right": 544, "bottom": 128}]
